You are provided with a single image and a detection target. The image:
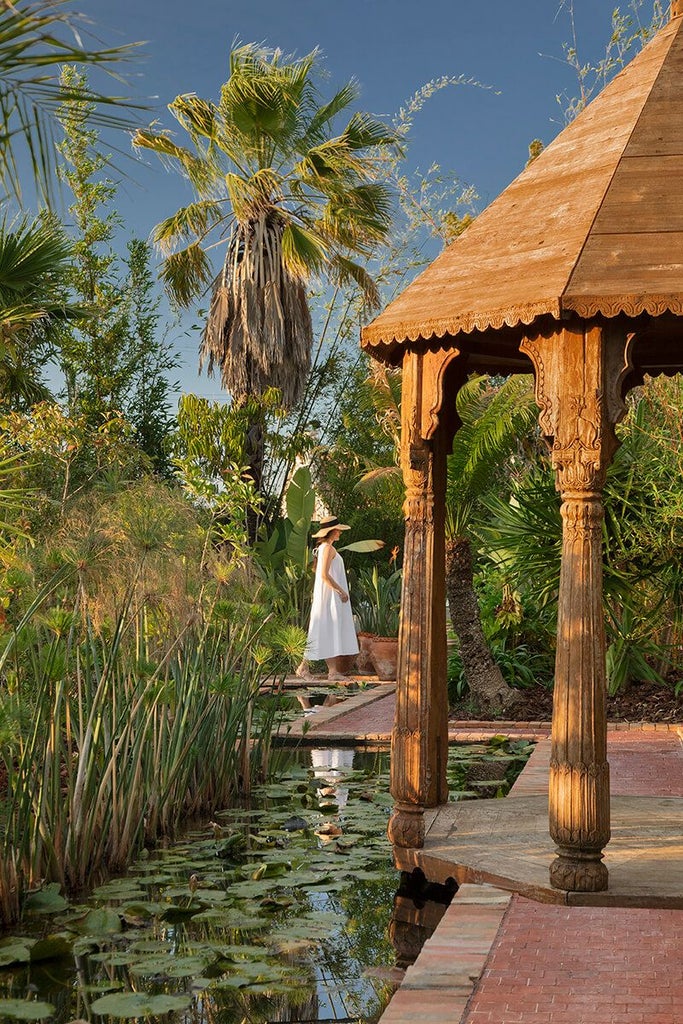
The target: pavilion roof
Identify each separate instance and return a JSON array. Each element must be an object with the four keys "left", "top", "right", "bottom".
[{"left": 362, "top": 10, "right": 683, "bottom": 361}]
